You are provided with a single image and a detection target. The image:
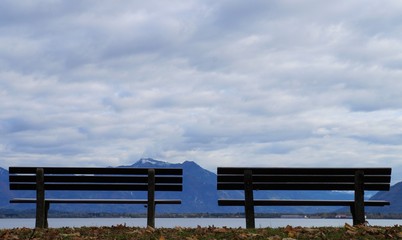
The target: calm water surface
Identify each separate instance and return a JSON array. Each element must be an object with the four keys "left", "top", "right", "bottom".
[{"left": 1, "top": 218, "right": 402, "bottom": 229}]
